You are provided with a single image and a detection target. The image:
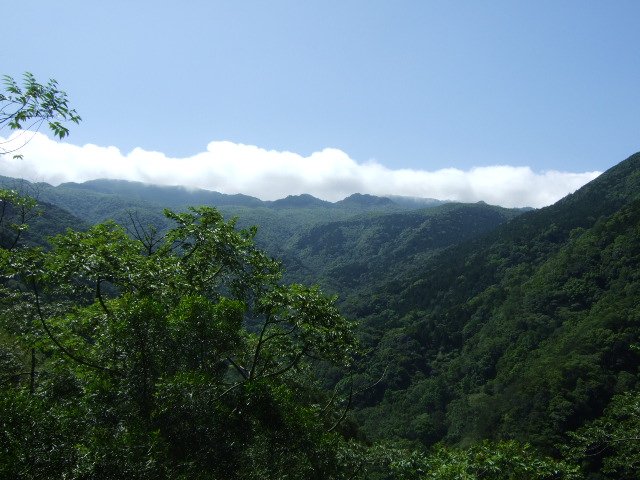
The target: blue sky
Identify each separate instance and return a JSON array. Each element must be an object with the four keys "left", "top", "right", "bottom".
[{"left": 2, "top": 1, "right": 639, "bottom": 206}]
